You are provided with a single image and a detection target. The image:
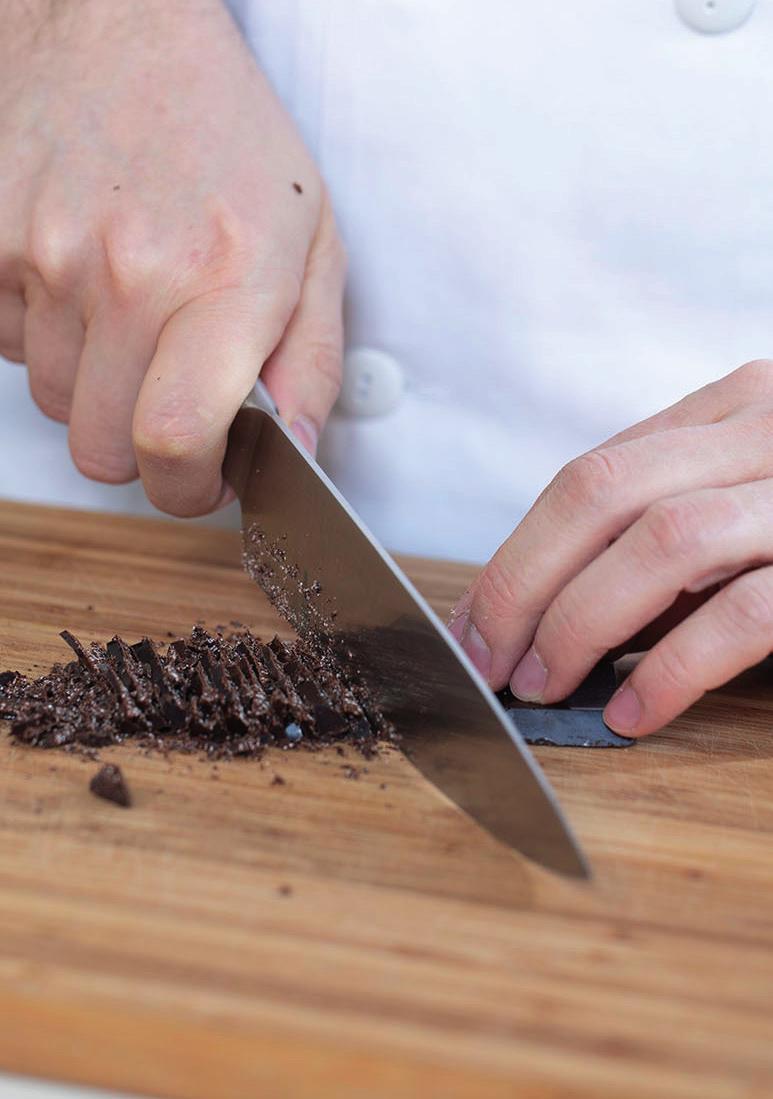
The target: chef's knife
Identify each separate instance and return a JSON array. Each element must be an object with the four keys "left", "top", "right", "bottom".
[{"left": 224, "top": 381, "right": 590, "bottom": 879}]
